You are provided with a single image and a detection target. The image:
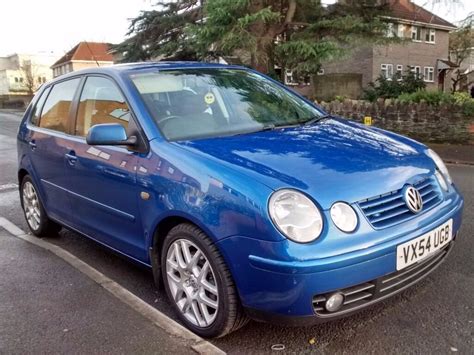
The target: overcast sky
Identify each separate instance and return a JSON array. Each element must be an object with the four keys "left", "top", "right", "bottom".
[{"left": 0, "top": 0, "right": 472, "bottom": 57}]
